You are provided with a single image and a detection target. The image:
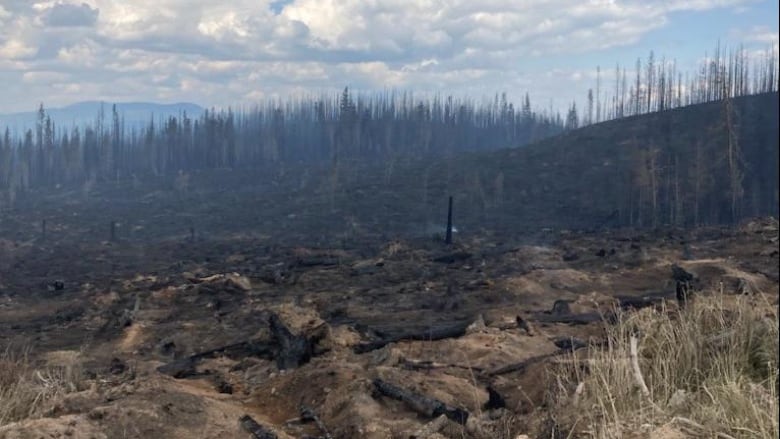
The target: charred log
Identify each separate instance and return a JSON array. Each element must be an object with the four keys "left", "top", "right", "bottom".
[
  {"left": 552, "top": 336, "right": 588, "bottom": 351},
  {"left": 372, "top": 378, "right": 469, "bottom": 425},
  {"left": 239, "top": 415, "right": 278, "bottom": 439},
  {"left": 399, "top": 358, "right": 484, "bottom": 373},
  {"left": 157, "top": 339, "right": 276, "bottom": 378},
  {"left": 530, "top": 312, "right": 612, "bottom": 325},
  {"left": 354, "top": 320, "right": 472, "bottom": 354},
  {"left": 294, "top": 256, "right": 340, "bottom": 268},
  {"left": 300, "top": 406, "right": 333, "bottom": 439},
  {"left": 487, "top": 352, "right": 558, "bottom": 376},
  {"left": 432, "top": 251, "right": 472, "bottom": 264},
  {"left": 617, "top": 293, "right": 670, "bottom": 310}
]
